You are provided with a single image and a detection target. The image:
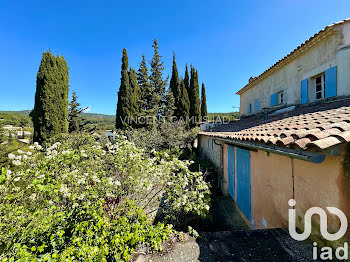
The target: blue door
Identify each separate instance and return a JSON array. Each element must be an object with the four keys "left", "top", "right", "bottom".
[
  {"left": 228, "top": 145, "right": 235, "bottom": 200},
  {"left": 236, "top": 147, "right": 251, "bottom": 220}
]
